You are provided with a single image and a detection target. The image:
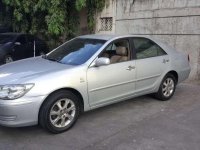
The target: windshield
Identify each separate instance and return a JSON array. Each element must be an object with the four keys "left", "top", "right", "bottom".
[
  {"left": 0, "top": 34, "right": 16, "bottom": 44},
  {"left": 46, "top": 38, "right": 106, "bottom": 65}
]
